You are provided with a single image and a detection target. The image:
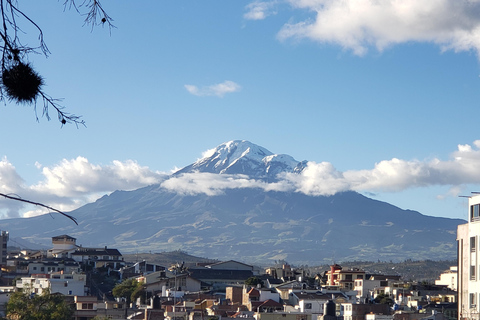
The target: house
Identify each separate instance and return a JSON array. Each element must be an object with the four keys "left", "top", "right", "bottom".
[
  {"left": 120, "top": 260, "right": 165, "bottom": 279},
  {"left": 139, "top": 270, "right": 202, "bottom": 295},
  {"left": 274, "top": 280, "right": 309, "bottom": 300},
  {"left": 16, "top": 272, "right": 87, "bottom": 296},
  {"left": 326, "top": 264, "right": 366, "bottom": 291},
  {"left": 457, "top": 194, "right": 480, "bottom": 320},
  {"left": 435, "top": 267, "right": 457, "bottom": 291},
  {"left": 240, "top": 286, "right": 281, "bottom": 311},
  {"left": 287, "top": 290, "right": 349, "bottom": 316},
  {"left": 71, "top": 295, "right": 142, "bottom": 320},
  {"left": 48, "top": 234, "right": 77, "bottom": 258},
  {"left": 256, "top": 311, "right": 312, "bottom": 320},
  {"left": 265, "top": 264, "right": 295, "bottom": 281},
  {"left": 226, "top": 286, "right": 243, "bottom": 304},
  {"left": 47, "top": 234, "right": 125, "bottom": 271},
  {"left": 207, "top": 260, "right": 256, "bottom": 272},
  {"left": 187, "top": 262, "right": 254, "bottom": 289},
  {"left": 340, "top": 303, "right": 391, "bottom": 320},
  {"left": 27, "top": 259, "right": 81, "bottom": 275},
  {"left": 355, "top": 275, "right": 402, "bottom": 303},
  {"left": 71, "top": 246, "right": 125, "bottom": 270},
  {"left": 0, "top": 287, "right": 14, "bottom": 318},
  {"left": 250, "top": 299, "right": 283, "bottom": 313}
]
